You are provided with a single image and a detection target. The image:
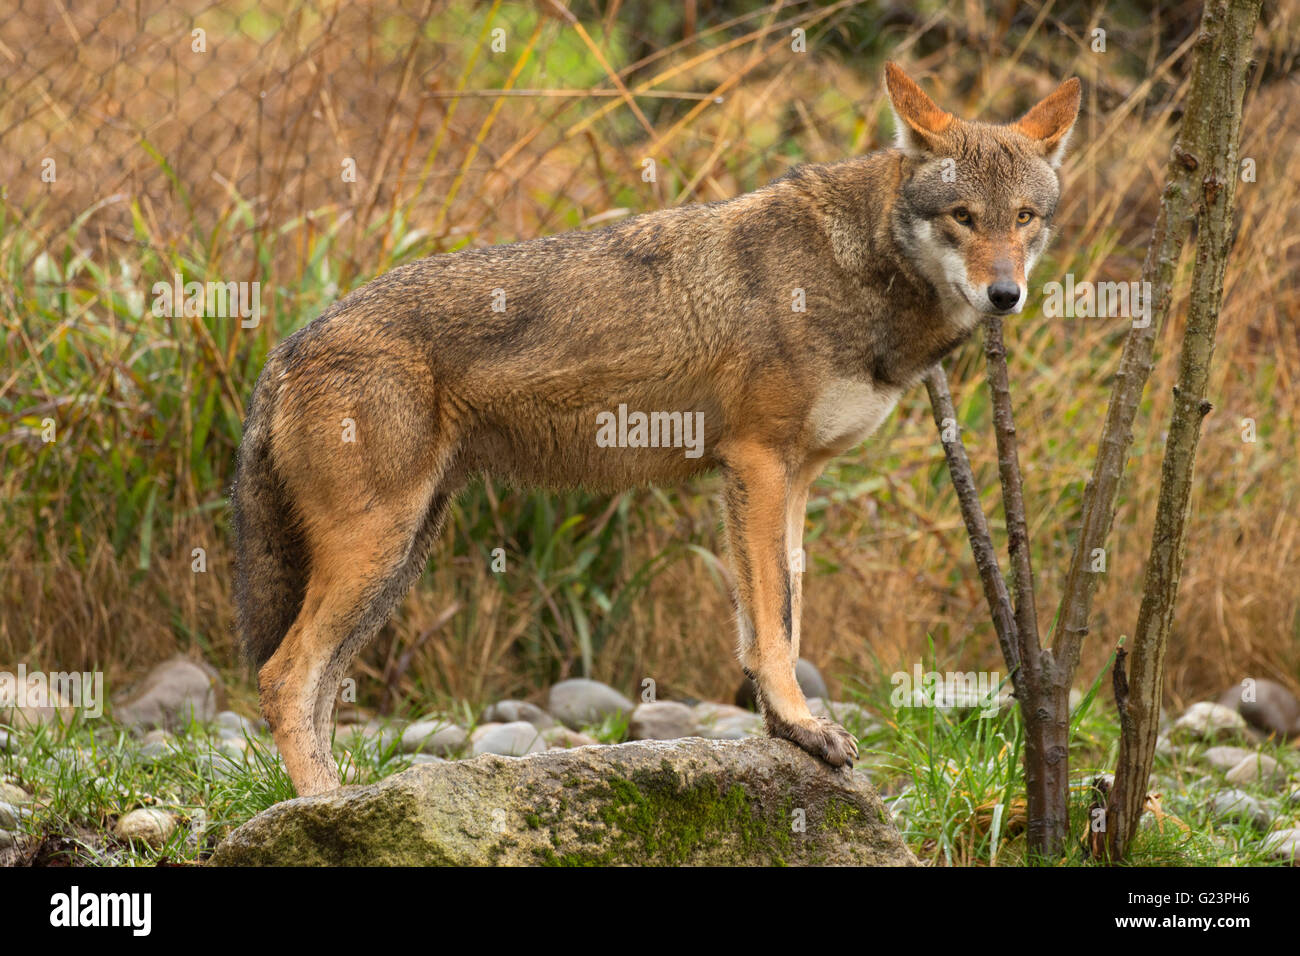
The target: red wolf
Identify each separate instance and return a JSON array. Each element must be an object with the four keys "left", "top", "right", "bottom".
[{"left": 233, "top": 63, "right": 1080, "bottom": 796}]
